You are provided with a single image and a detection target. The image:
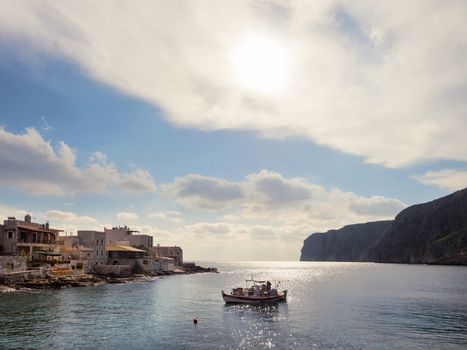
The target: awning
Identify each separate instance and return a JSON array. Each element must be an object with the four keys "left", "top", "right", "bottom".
[
  {"left": 107, "top": 244, "right": 145, "bottom": 252},
  {"left": 34, "top": 250, "right": 62, "bottom": 256}
]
